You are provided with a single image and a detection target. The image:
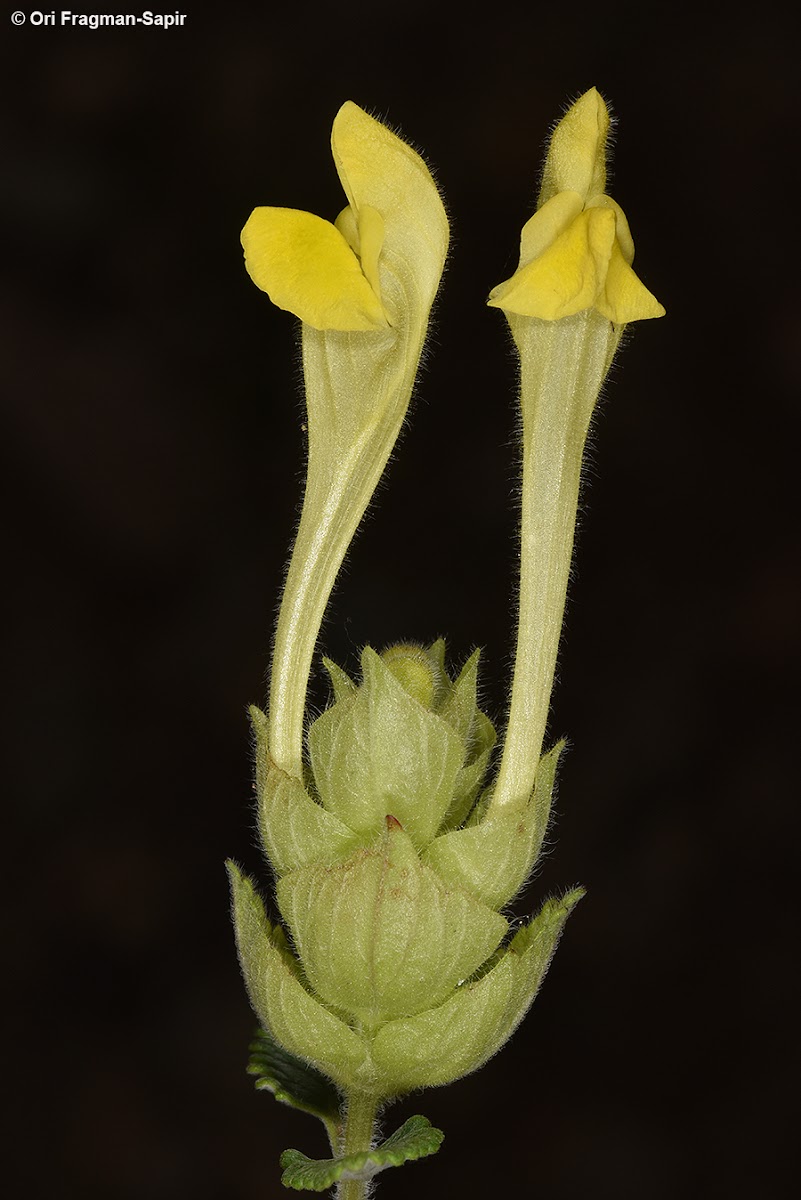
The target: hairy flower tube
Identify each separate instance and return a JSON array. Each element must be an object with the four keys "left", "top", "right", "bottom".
[
  {"left": 228, "top": 91, "right": 663, "bottom": 1198},
  {"left": 489, "top": 87, "right": 664, "bottom": 812}
]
